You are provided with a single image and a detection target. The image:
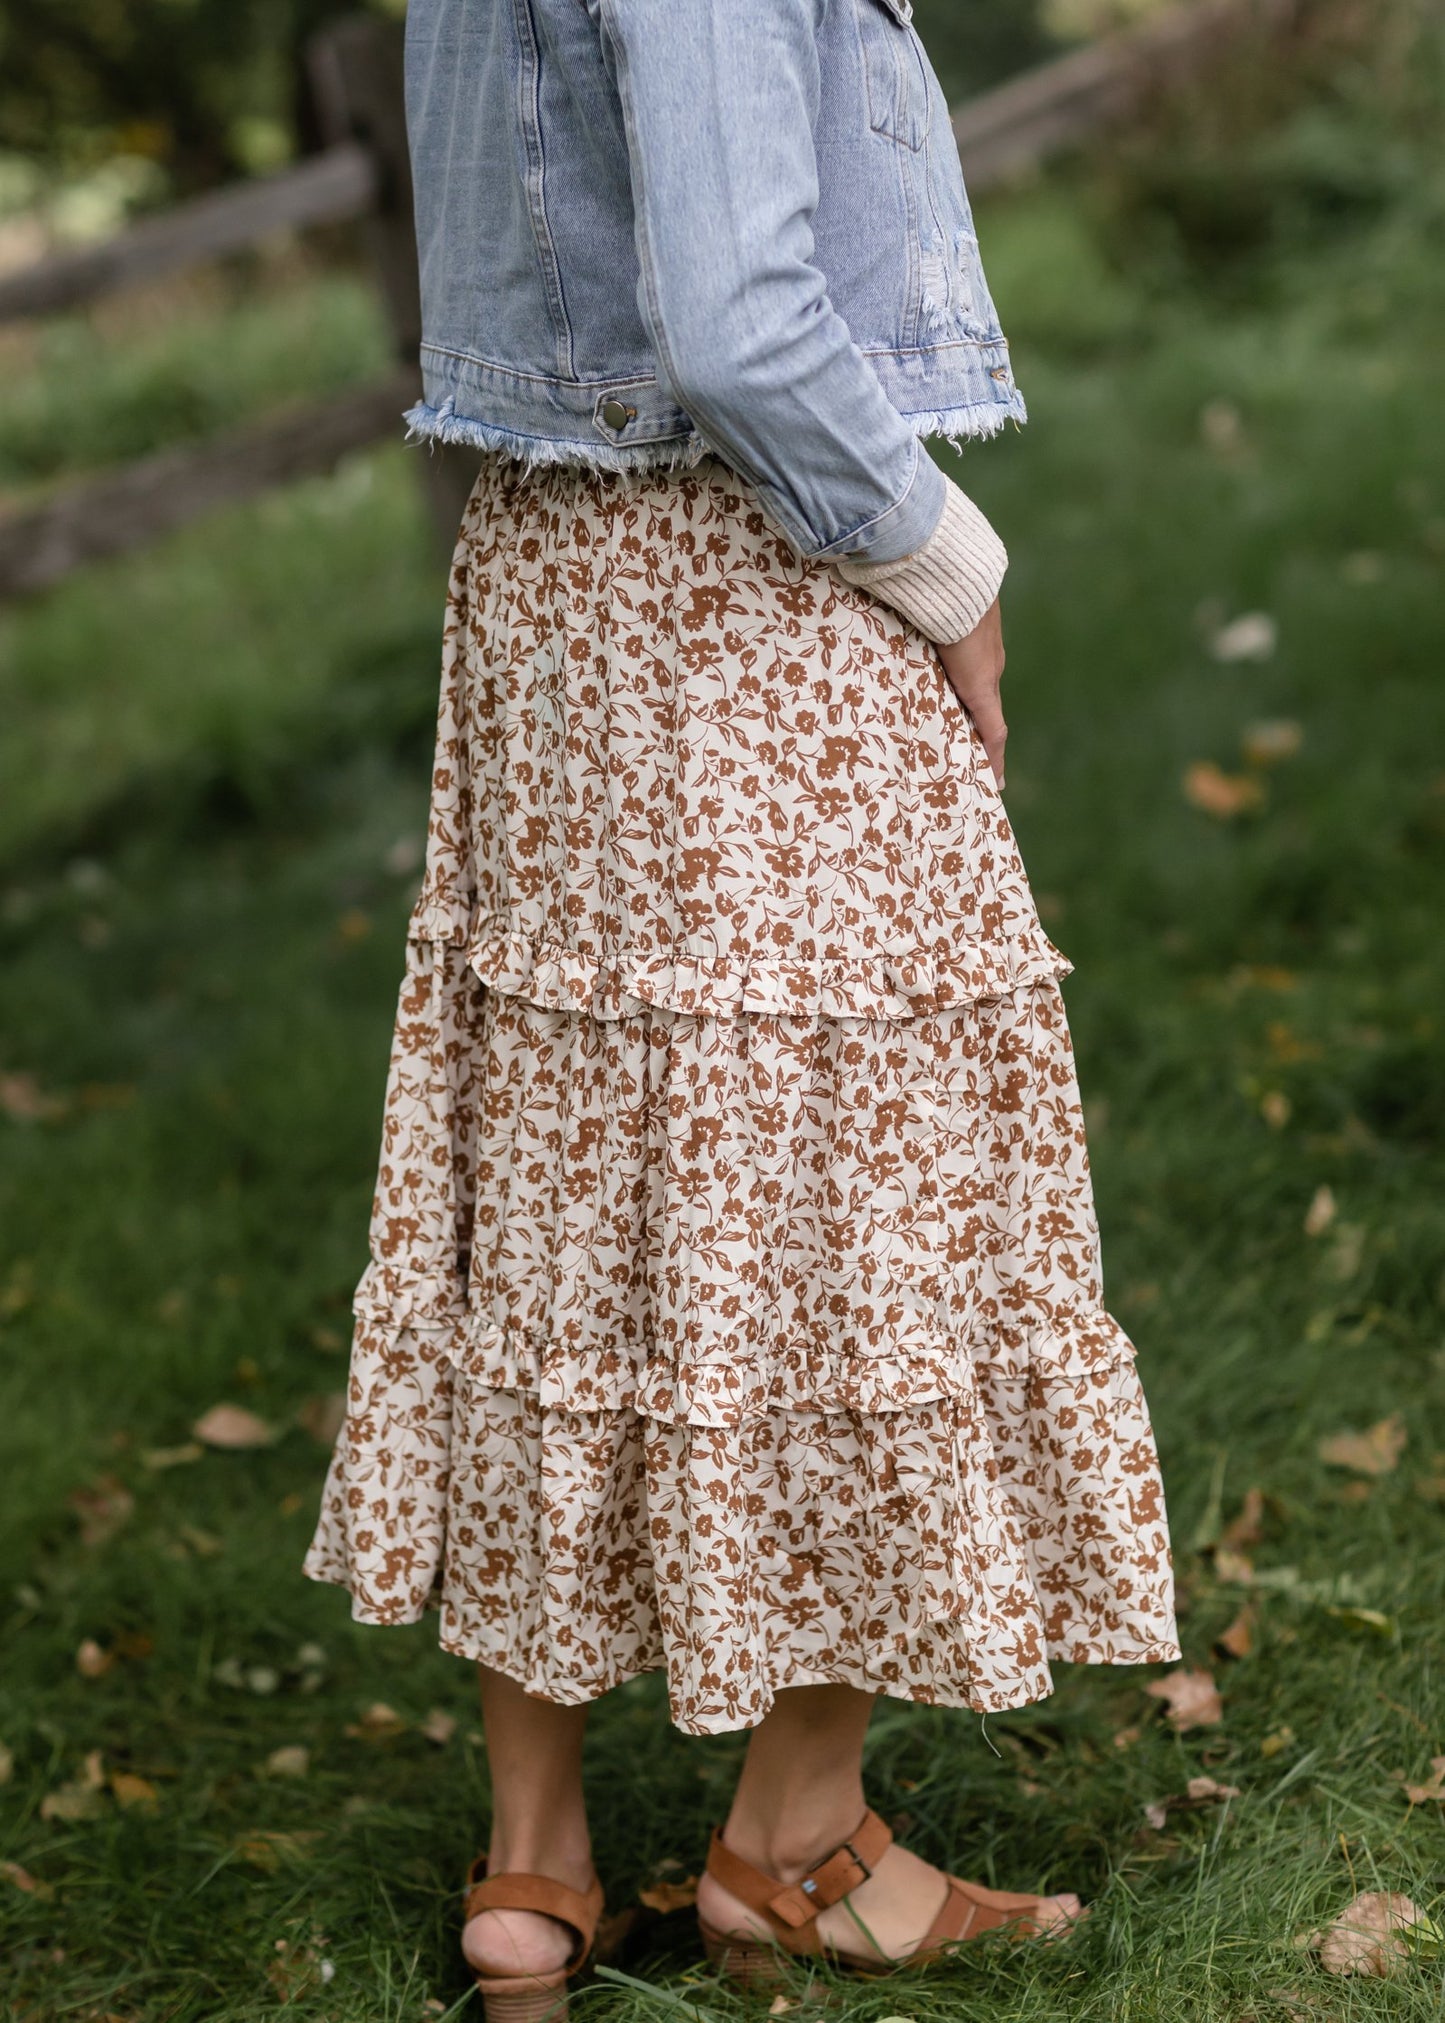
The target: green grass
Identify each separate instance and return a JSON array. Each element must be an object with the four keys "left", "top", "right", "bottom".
[
  {"left": 0, "top": 266, "right": 392, "bottom": 494},
  {"left": 4, "top": 64, "right": 1445, "bottom": 2023}
]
